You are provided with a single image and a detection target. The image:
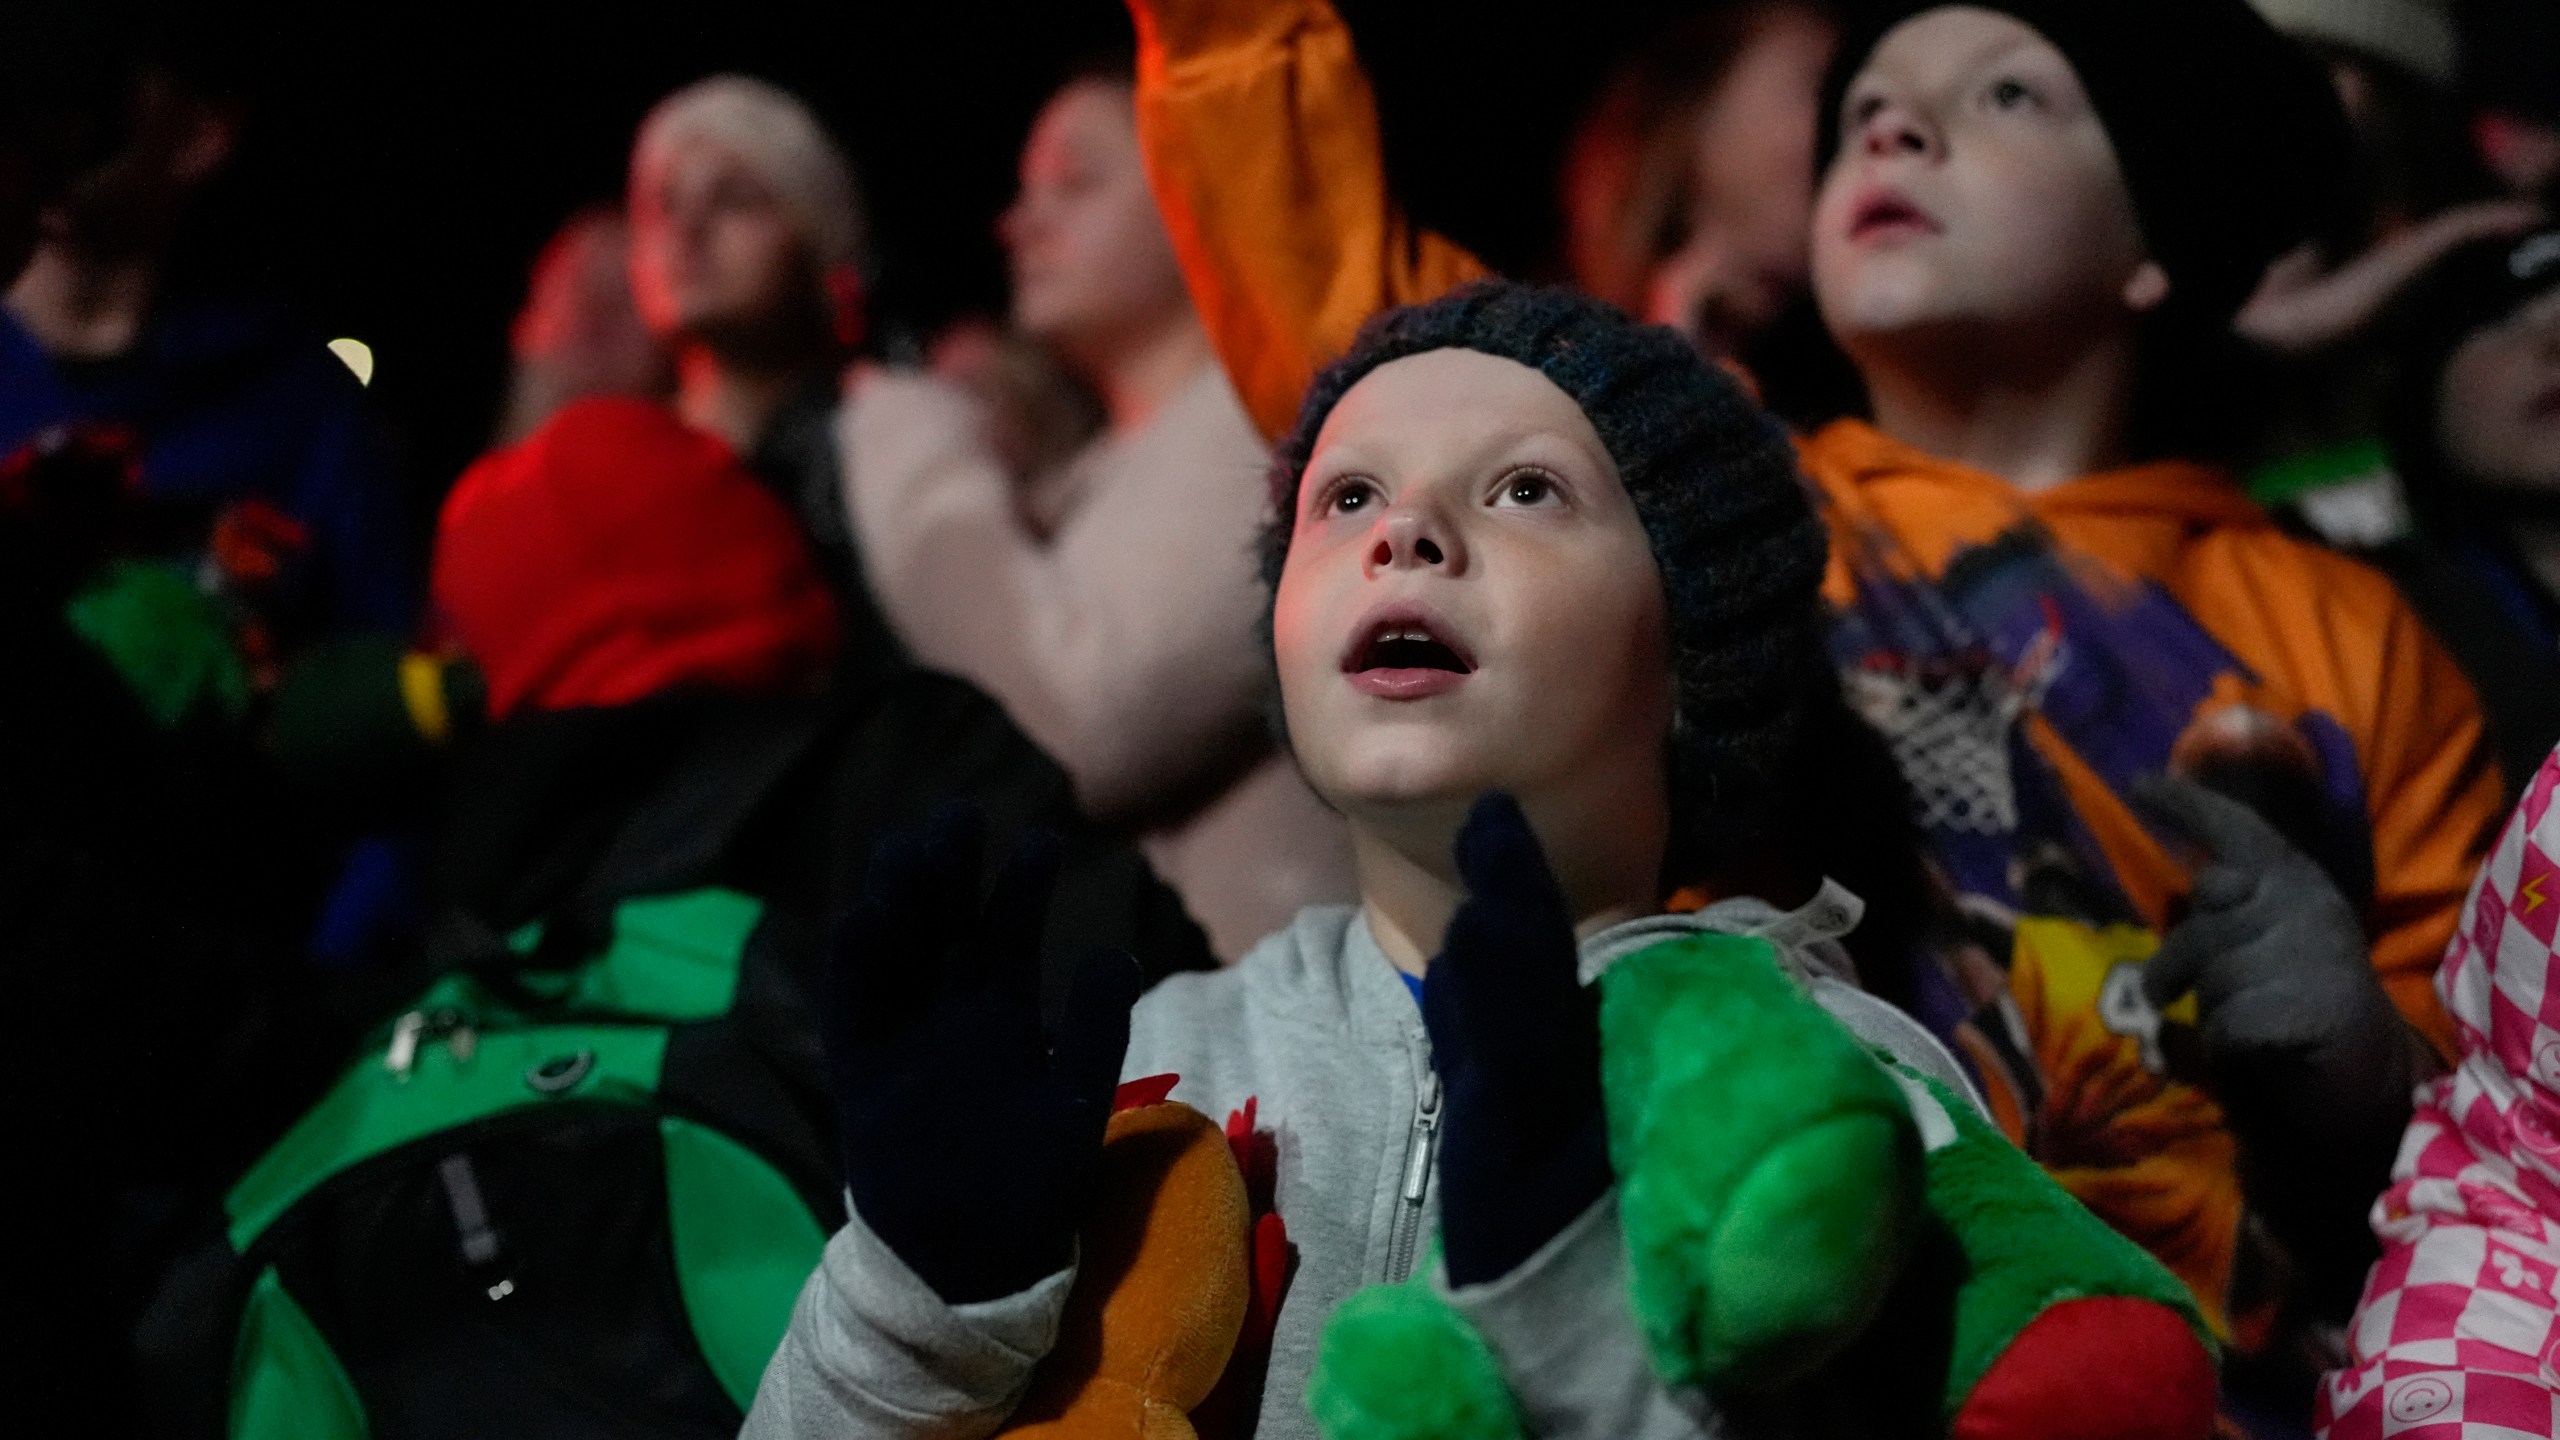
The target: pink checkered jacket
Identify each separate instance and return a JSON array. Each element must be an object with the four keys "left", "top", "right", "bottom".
[{"left": 2321, "top": 753, "right": 2560, "bottom": 1438}]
